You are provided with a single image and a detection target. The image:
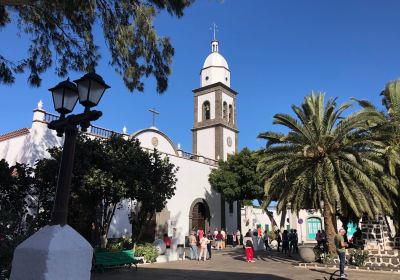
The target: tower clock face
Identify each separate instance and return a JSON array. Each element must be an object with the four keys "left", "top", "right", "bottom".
[{"left": 227, "top": 136, "right": 232, "bottom": 147}]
